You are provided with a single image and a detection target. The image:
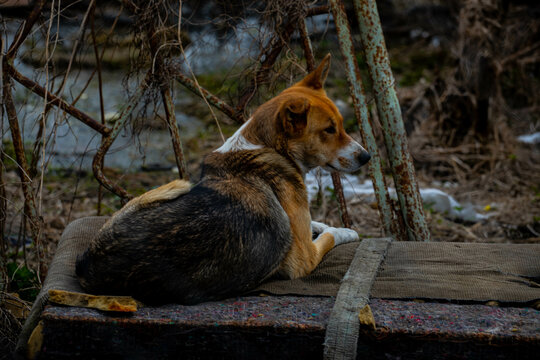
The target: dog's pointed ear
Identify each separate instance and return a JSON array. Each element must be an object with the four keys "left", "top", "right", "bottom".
[
  {"left": 279, "top": 98, "right": 310, "bottom": 137},
  {"left": 296, "top": 53, "right": 331, "bottom": 90}
]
